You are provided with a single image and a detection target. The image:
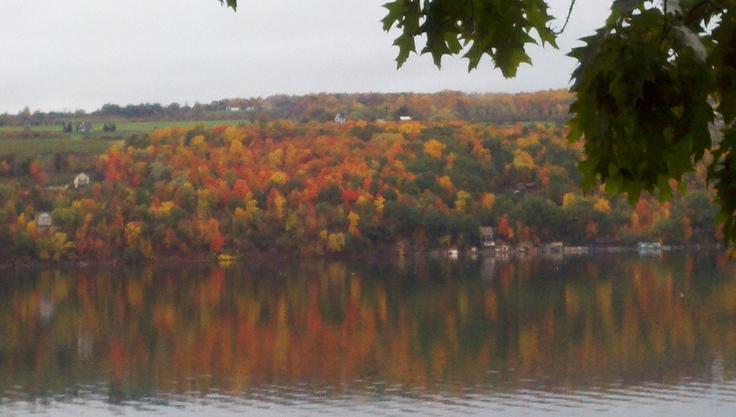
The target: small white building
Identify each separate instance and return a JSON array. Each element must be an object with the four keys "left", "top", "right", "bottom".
[
  {"left": 74, "top": 173, "right": 90, "bottom": 188},
  {"left": 399, "top": 116, "right": 412, "bottom": 121},
  {"left": 76, "top": 122, "right": 92, "bottom": 133},
  {"left": 544, "top": 242, "right": 564, "bottom": 254},
  {"left": 334, "top": 112, "right": 347, "bottom": 124},
  {"left": 35, "top": 212, "right": 52, "bottom": 228}
]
